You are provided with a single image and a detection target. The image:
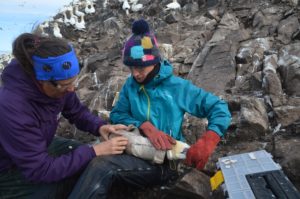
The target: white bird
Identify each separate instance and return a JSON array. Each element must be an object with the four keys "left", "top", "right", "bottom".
[
  {"left": 62, "top": 10, "right": 76, "bottom": 26},
  {"left": 62, "top": 6, "right": 77, "bottom": 26},
  {"left": 53, "top": 23, "right": 63, "bottom": 38},
  {"left": 62, "top": 11, "right": 71, "bottom": 26},
  {"left": 74, "top": 4, "right": 85, "bottom": 17},
  {"left": 36, "top": 21, "right": 49, "bottom": 36},
  {"left": 131, "top": 3, "right": 143, "bottom": 12},
  {"left": 165, "top": 0, "right": 181, "bottom": 11},
  {"left": 36, "top": 25, "right": 48, "bottom": 37},
  {"left": 122, "top": 0, "right": 130, "bottom": 15},
  {"left": 40, "top": 21, "right": 49, "bottom": 29},
  {"left": 65, "top": 5, "right": 73, "bottom": 12},
  {"left": 75, "top": 15, "right": 86, "bottom": 30},
  {"left": 55, "top": 18, "right": 64, "bottom": 23},
  {"left": 85, "top": 1, "right": 95, "bottom": 14},
  {"left": 69, "top": 9, "right": 77, "bottom": 26},
  {"left": 130, "top": 0, "right": 143, "bottom": 12}
]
